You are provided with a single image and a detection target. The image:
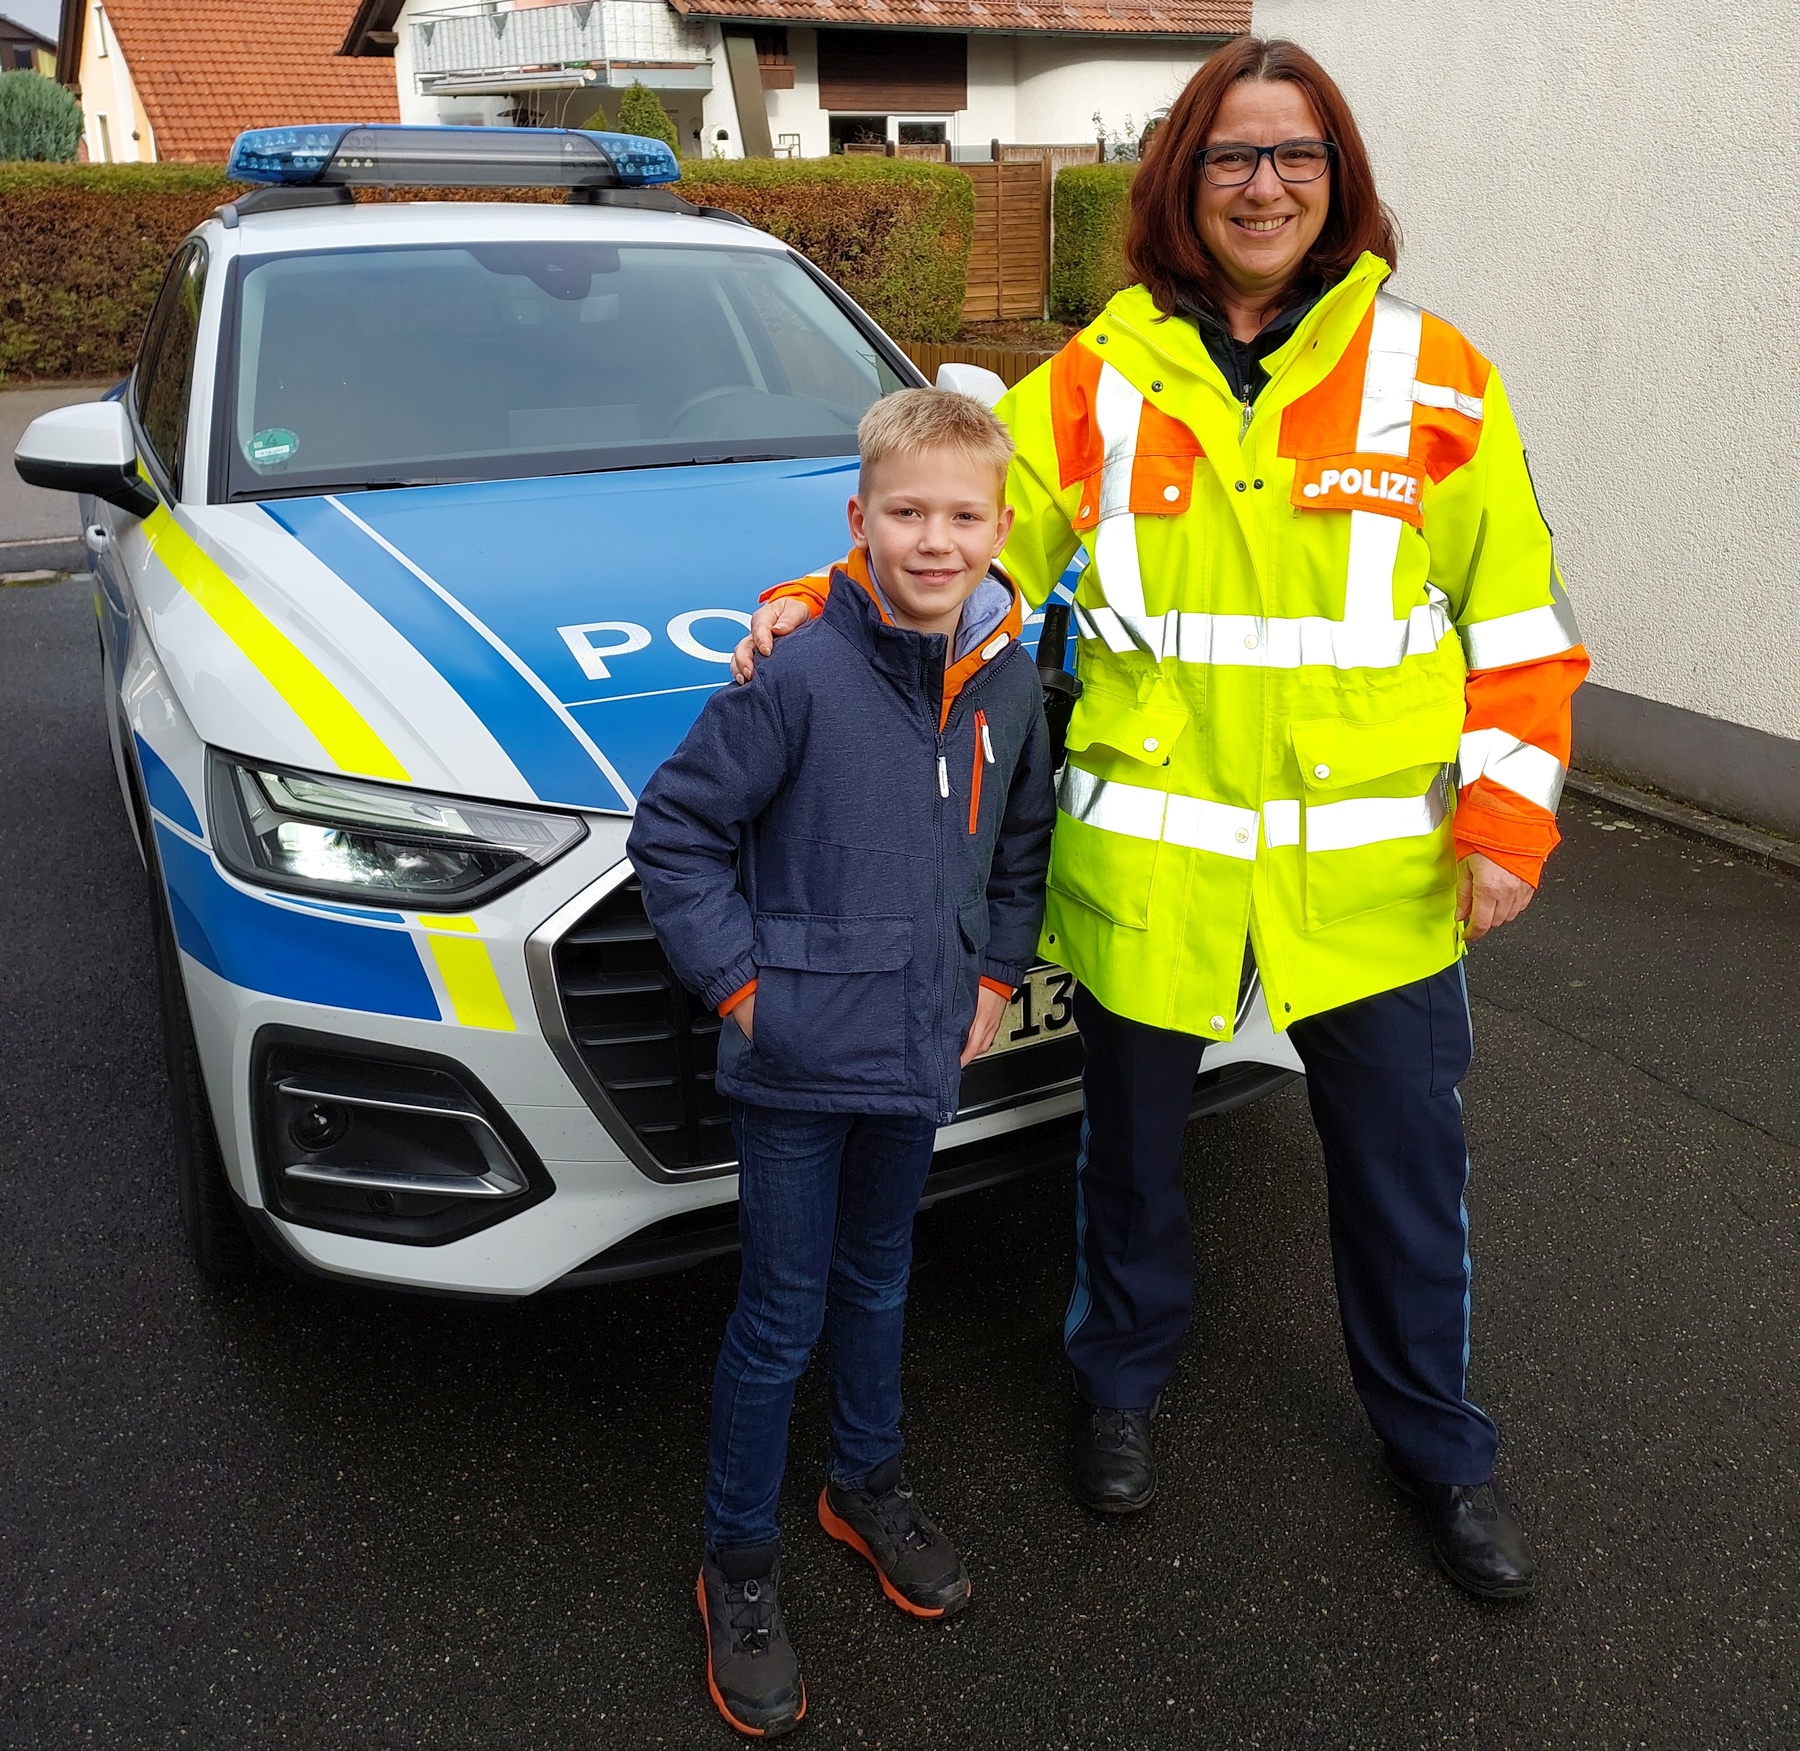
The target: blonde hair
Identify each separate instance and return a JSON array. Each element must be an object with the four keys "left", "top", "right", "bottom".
[{"left": 857, "top": 387, "right": 1013, "bottom": 499}]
